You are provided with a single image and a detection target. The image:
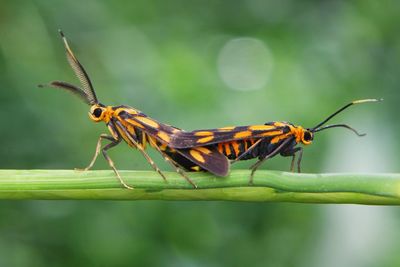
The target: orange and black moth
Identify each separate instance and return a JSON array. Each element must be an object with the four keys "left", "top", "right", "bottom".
[
  {"left": 40, "top": 31, "right": 229, "bottom": 189},
  {"left": 169, "top": 99, "right": 381, "bottom": 183}
]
